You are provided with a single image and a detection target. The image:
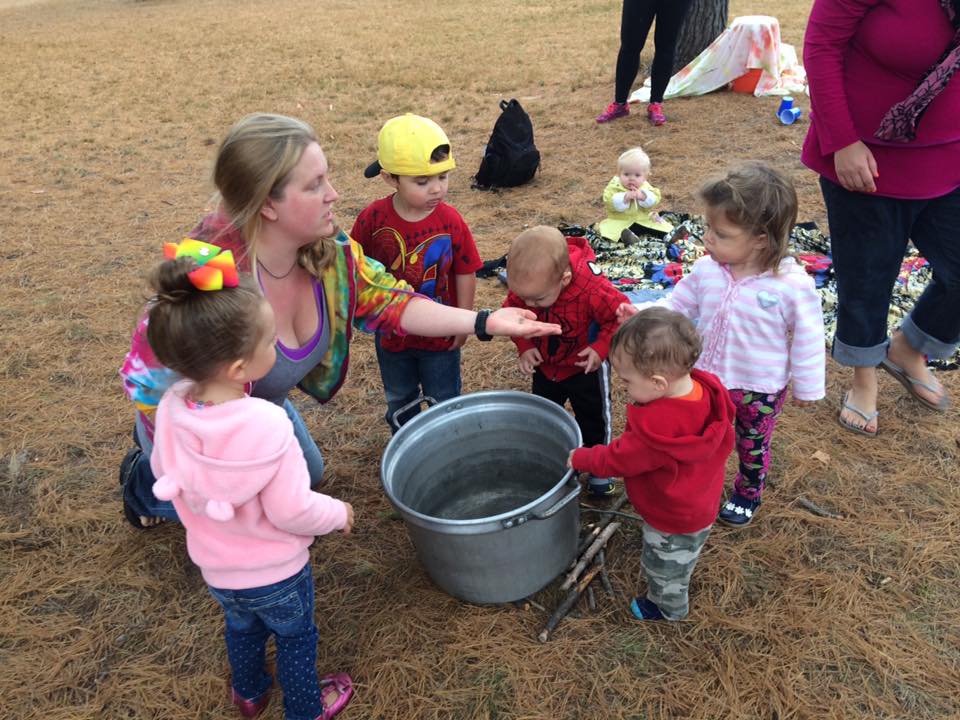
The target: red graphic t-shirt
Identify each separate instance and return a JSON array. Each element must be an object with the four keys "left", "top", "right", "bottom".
[{"left": 351, "top": 196, "right": 482, "bottom": 351}]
